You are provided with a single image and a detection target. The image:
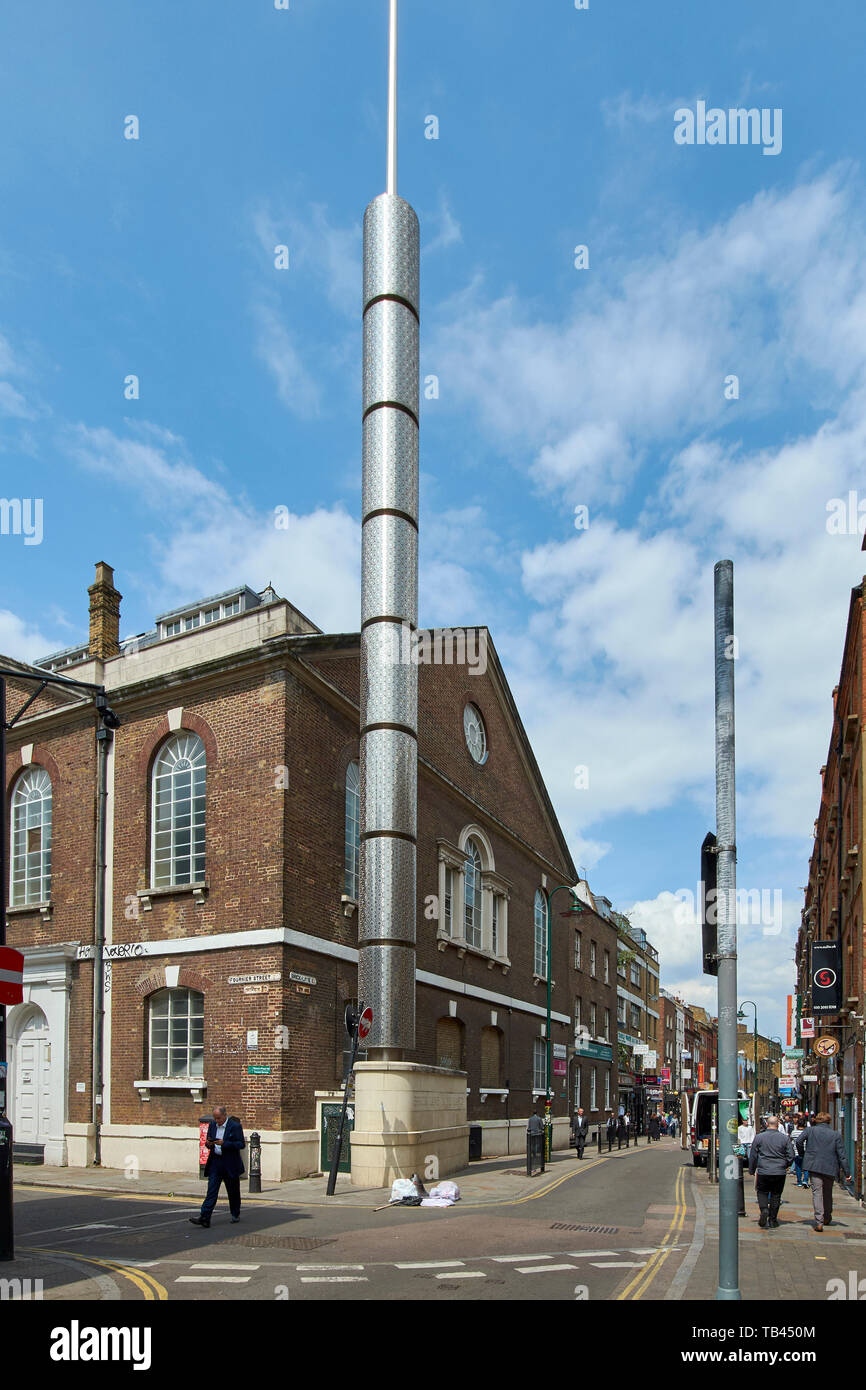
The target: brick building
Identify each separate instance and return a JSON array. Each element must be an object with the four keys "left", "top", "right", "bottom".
[
  {"left": 3, "top": 564, "right": 580, "bottom": 1177},
  {"left": 796, "top": 572, "right": 866, "bottom": 1192},
  {"left": 567, "top": 886, "right": 619, "bottom": 1122}
]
